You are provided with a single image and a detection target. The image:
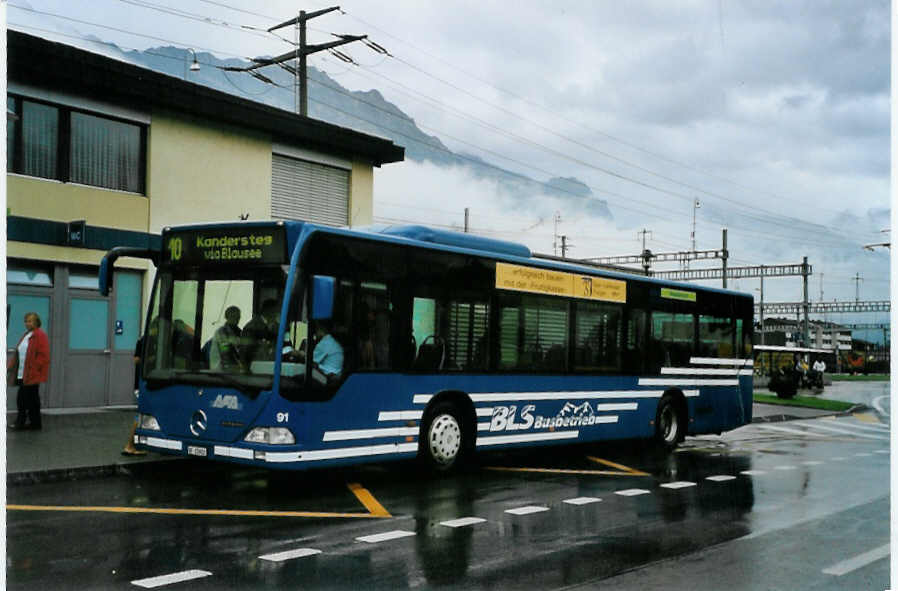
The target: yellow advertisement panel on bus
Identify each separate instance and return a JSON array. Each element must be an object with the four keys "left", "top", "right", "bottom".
[{"left": 495, "top": 262, "right": 626, "bottom": 303}]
